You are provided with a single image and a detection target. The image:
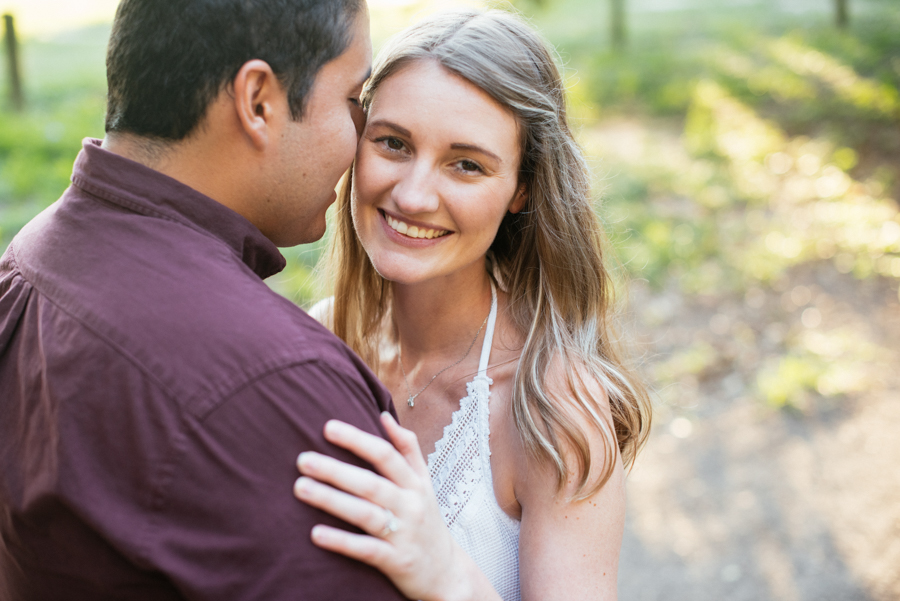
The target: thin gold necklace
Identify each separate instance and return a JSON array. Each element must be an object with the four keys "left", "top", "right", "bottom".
[{"left": 397, "top": 308, "right": 490, "bottom": 408}]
